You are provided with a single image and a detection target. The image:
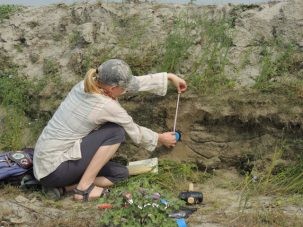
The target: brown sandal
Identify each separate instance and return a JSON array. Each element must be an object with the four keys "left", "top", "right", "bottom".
[{"left": 73, "top": 183, "right": 108, "bottom": 202}]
